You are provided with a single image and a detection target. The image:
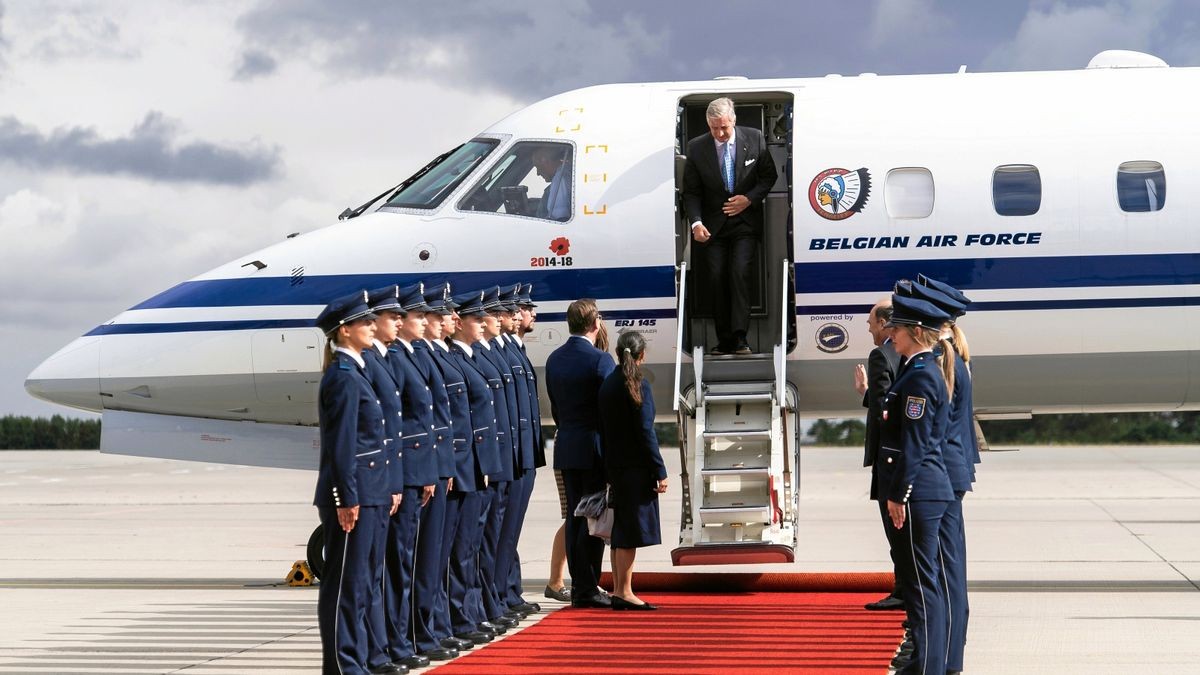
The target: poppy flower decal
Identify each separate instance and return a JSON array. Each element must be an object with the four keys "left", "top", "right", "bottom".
[{"left": 549, "top": 237, "right": 570, "bottom": 256}]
